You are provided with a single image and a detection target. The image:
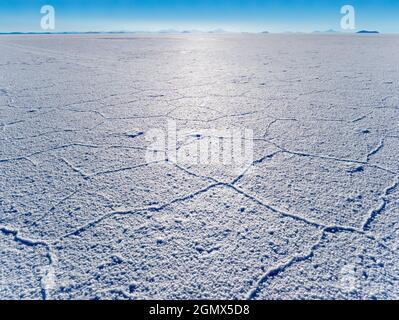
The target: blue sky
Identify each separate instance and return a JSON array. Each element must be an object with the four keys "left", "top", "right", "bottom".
[{"left": 1, "top": 0, "right": 398, "bottom": 33}]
